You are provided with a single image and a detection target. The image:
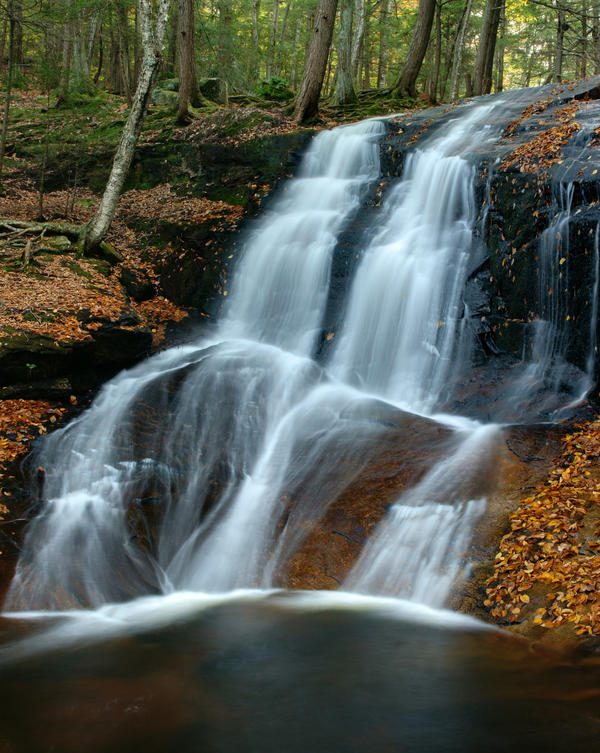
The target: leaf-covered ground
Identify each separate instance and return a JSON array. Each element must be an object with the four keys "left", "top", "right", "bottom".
[{"left": 485, "top": 419, "right": 600, "bottom": 638}]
